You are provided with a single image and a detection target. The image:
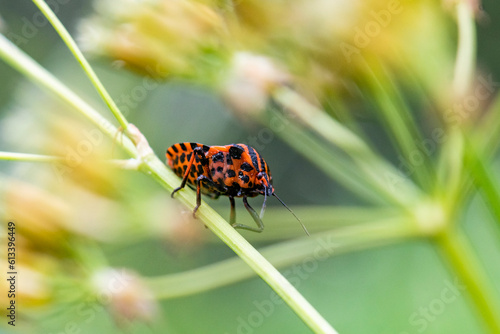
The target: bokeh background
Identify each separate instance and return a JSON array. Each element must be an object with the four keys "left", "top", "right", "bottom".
[{"left": 1, "top": 1, "right": 500, "bottom": 333}]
